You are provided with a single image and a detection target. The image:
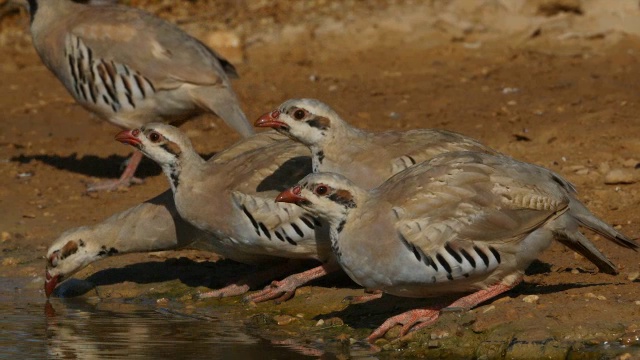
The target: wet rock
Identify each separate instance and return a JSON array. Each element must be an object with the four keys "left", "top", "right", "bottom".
[
  {"left": 620, "top": 329, "right": 640, "bottom": 345},
  {"left": 250, "top": 313, "right": 276, "bottom": 325},
  {"left": 604, "top": 168, "right": 638, "bottom": 184},
  {"left": 323, "top": 317, "right": 344, "bottom": 326},
  {"left": 505, "top": 339, "right": 570, "bottom": 359}
]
